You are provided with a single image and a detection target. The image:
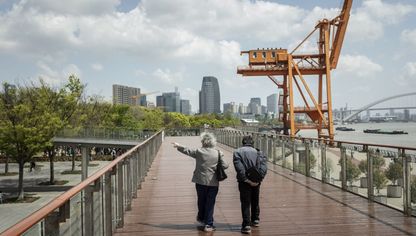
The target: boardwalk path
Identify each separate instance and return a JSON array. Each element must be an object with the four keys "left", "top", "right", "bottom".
[{"left": 115, "top": 136, "right": 416, "bottom": 236}]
